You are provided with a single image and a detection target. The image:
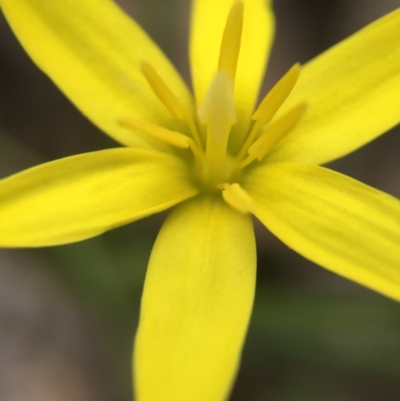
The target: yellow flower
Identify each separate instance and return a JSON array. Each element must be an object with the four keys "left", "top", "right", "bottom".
[{"left": 1, "top": 0, "right": 400, "bottom": 400}]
